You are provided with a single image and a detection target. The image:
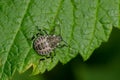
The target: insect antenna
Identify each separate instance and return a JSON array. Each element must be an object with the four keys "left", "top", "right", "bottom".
[
  {"left": 56, "top": 22, "right": 77, "bottom": 53},
  {"left": 35, "top": 26, "right": 48, "bottom": 35}
]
